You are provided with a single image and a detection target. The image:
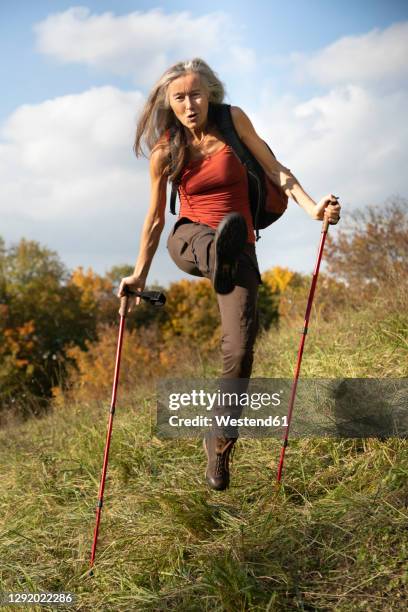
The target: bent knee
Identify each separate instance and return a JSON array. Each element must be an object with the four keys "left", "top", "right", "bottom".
[{"left": 222, "top": 345, "right": 254, "bottom": 375}]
